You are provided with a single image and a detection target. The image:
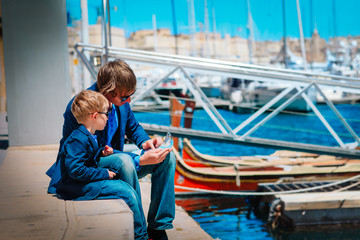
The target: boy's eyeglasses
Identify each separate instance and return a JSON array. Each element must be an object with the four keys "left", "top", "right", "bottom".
[
  {"left": 97, "top": 112, "right": 110, "bottom": 117},
  {"left": 90, "top": 111, "right": 110, "bottom": 117}
]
